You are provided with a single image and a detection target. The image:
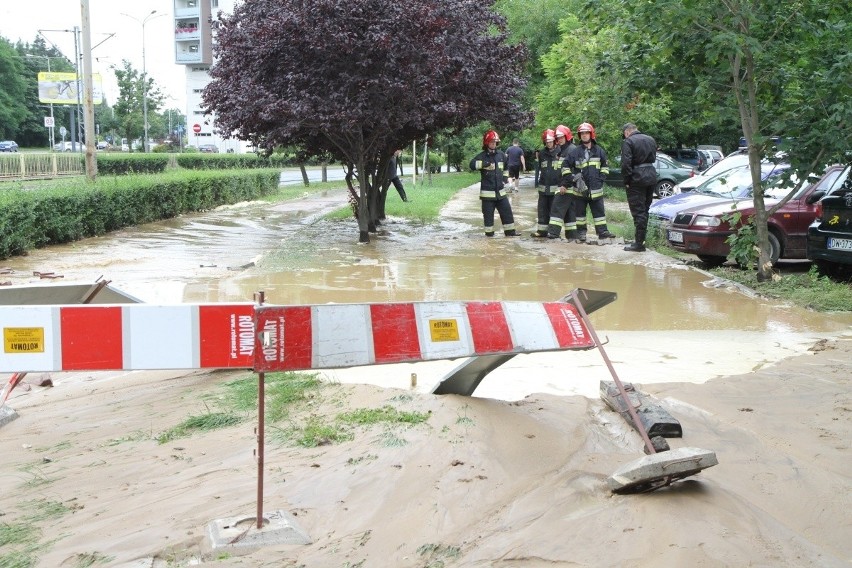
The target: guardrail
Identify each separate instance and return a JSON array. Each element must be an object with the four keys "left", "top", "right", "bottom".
[{"left": 0, "top": 152, "right": 84, "bottom": 181}]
